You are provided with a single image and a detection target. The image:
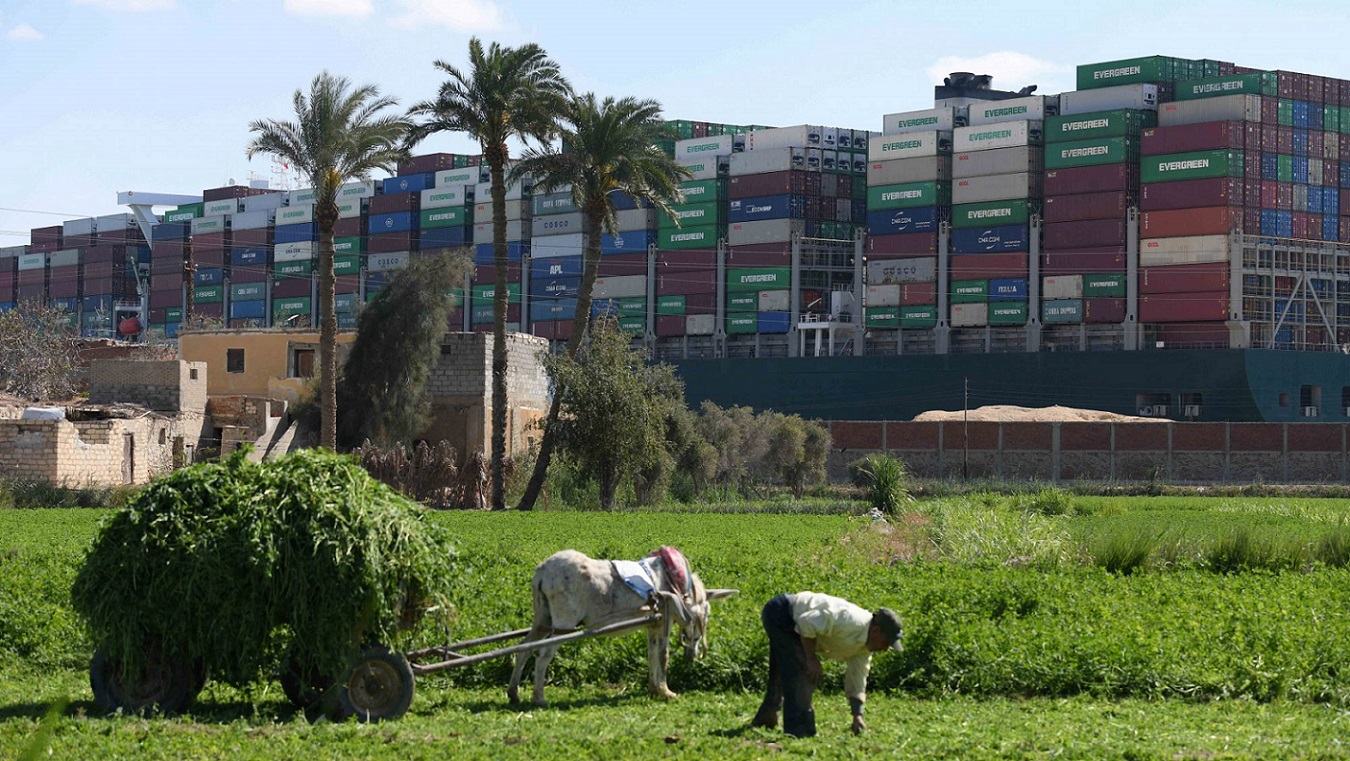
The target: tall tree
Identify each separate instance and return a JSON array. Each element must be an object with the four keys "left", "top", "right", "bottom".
[
  {"left": 512, "top": 94, "right": 689, "bottom": 510},
  {"left": 407, "top": 39, "right": 570, "bottom": 509},
  {"left": 247, "top": 72, "right": 410, "bottom": 450}
]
